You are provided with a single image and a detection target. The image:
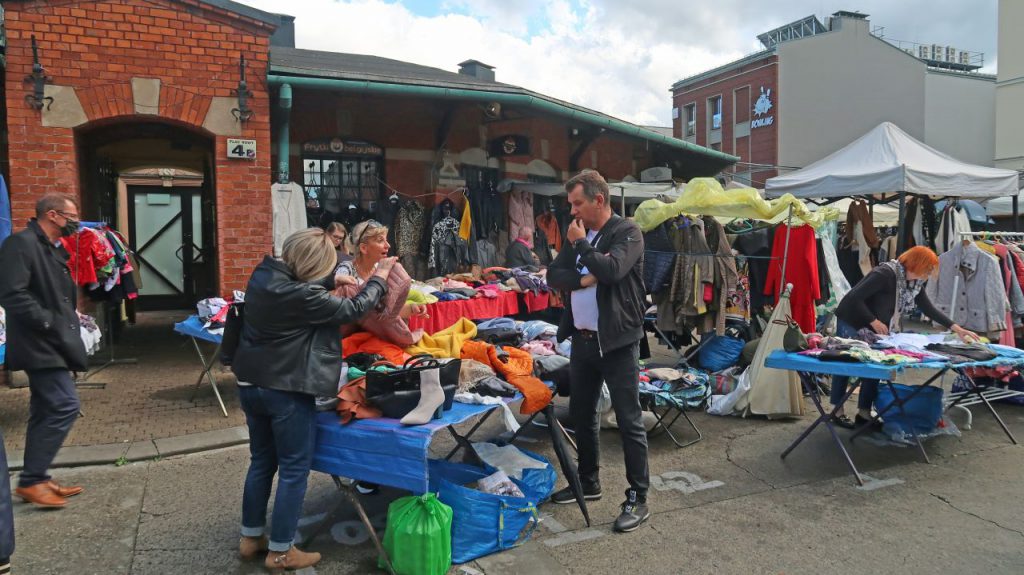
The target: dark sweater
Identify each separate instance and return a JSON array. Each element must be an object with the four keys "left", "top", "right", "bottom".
[{"left": 836, "top": 265, "right": 953, "bottom": 331}]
